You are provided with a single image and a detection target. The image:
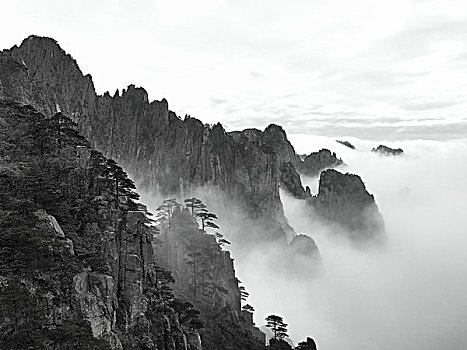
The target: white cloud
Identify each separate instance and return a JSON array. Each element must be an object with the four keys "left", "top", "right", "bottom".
[
  {"left": 1, "top": 0, "right": 466, "bottom": 140},
  {"left": 238, "top": 137, "right": 467, "bottom": 349}
]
